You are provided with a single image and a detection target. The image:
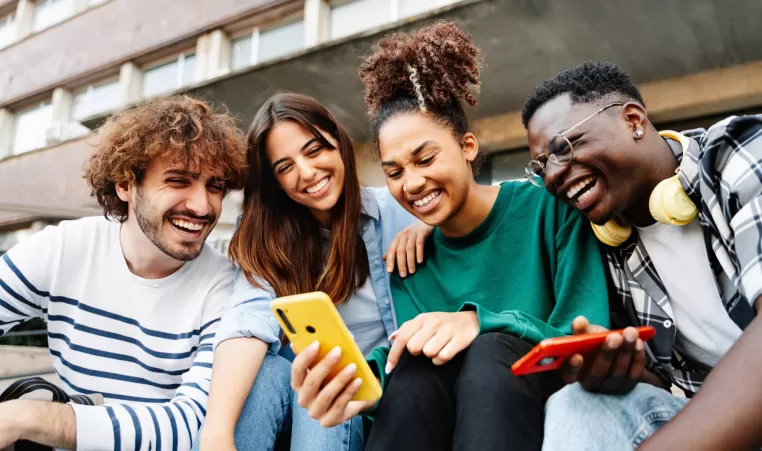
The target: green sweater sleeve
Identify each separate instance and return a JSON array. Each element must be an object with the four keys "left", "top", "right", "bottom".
[
  {"left": 459, "top": 302, "right": 569, "bottom": 344},
  {"left": 547, "top": 204, "right": 611, "bottom": 331},
  {"left": 364, "top": 346, "right": 390, "bottom": 418}
]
